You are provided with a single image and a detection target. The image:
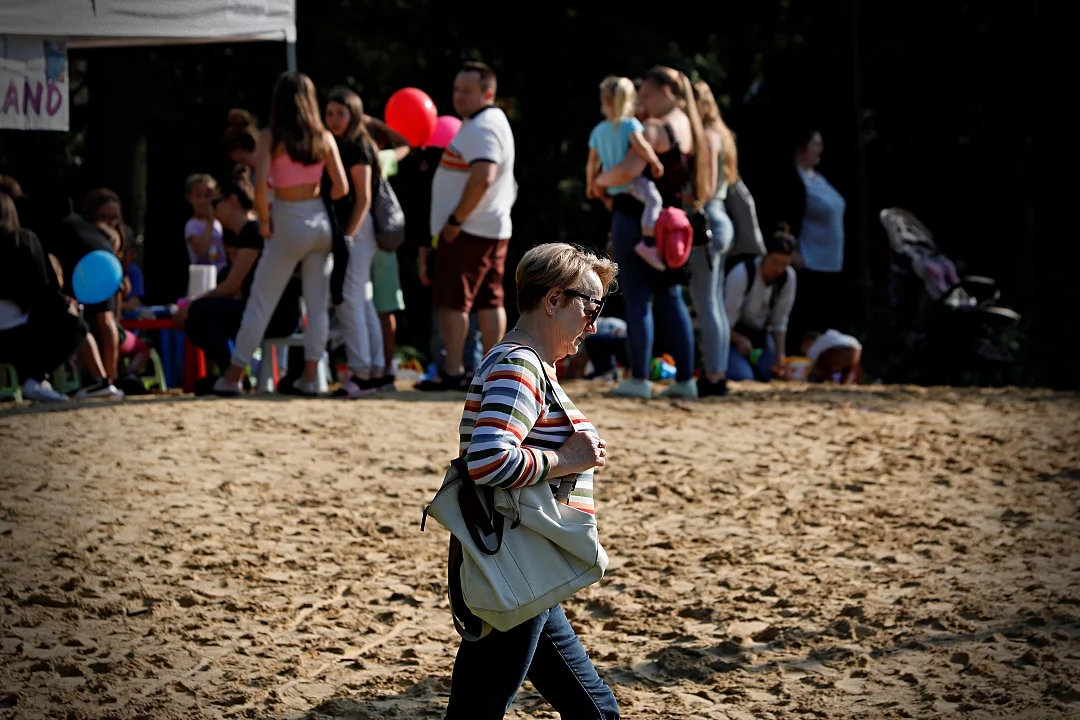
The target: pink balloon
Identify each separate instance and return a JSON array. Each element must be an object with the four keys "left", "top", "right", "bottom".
[
  {"left": 426, "top": 115, "right": 462, "bottom": 149},
  {"left": 385, "top": 88, "right": 438, "bottom": 147}
]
